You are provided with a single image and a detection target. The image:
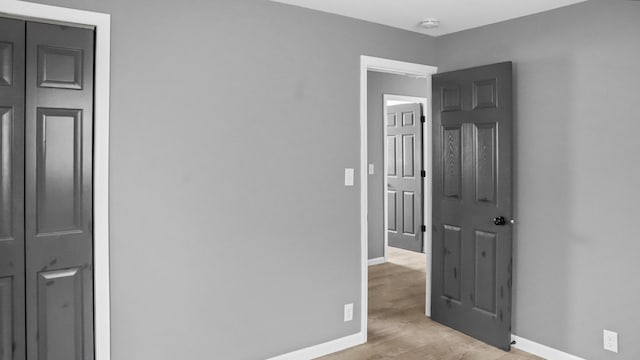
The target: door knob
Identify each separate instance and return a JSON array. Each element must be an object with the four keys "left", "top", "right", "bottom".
[{"left": 493, "top": 216, "right": 507, "bottom": 226}]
